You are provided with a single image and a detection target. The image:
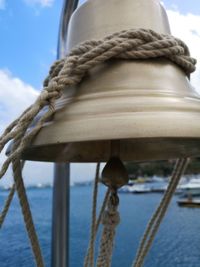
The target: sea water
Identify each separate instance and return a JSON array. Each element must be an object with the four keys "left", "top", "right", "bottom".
[{"left": 0, "top": 185, "right": 200, "bottom": 267}]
